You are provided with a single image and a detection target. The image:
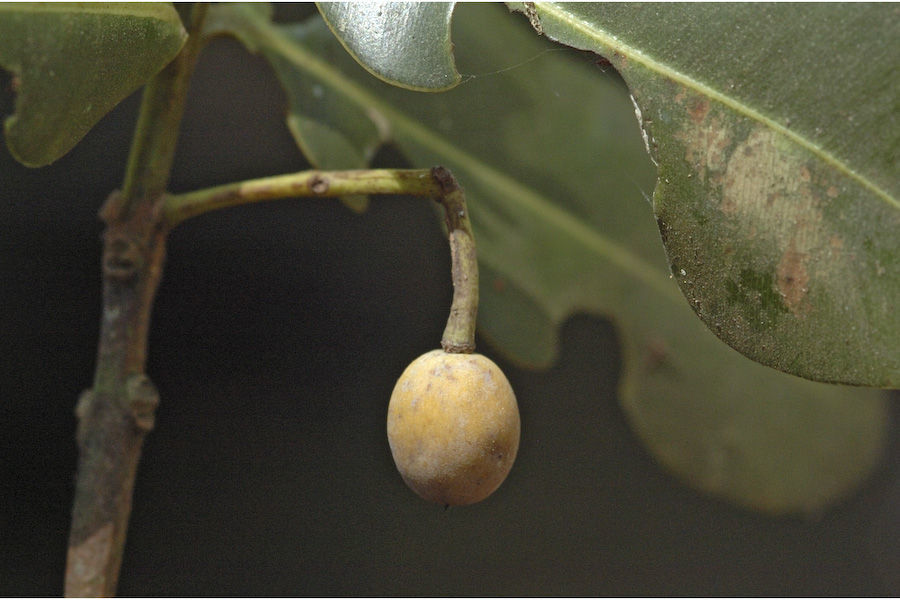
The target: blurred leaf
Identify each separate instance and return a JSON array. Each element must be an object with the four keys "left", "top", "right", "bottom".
[
  {"left": 207, "top": 3, "right": 374, "bottom": 212},
  {"left": 204, "top": 1, "right": 272, "bottom": 51},
  {"left": 210, "top": 3, "right": 889, "bottom": 515},
  {"left": 516, "top": 2, "right": 900, "bottom": 387},
  {"left": 317, "top": 1, "right": 460, "bottom": 91},
  {"left": 0, "top": 3, "right": 187, "bottom": 167}
]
